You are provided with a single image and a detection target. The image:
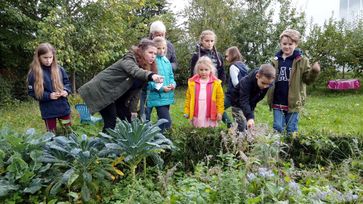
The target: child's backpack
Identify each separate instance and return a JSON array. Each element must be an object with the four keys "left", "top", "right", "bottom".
[{"left": 233, "top": 61, "right": 249, "bottom": 83}]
